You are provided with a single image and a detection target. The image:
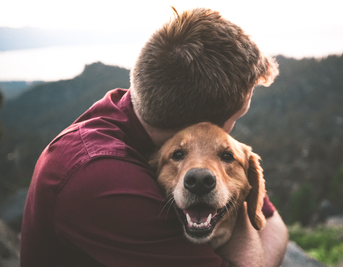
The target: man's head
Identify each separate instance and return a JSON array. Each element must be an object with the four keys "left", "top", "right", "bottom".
[{"left": 130, "top": 7, "right": 278, "bottom": 129}]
